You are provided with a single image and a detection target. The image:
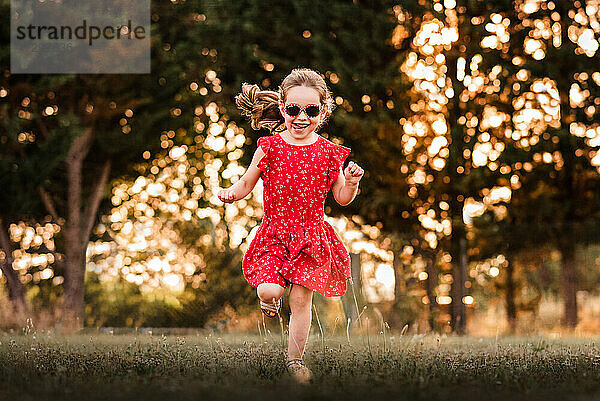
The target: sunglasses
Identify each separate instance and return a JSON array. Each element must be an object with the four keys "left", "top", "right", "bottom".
[{"left": 282, "top": 103, "right": 323, "bottom": 118}]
